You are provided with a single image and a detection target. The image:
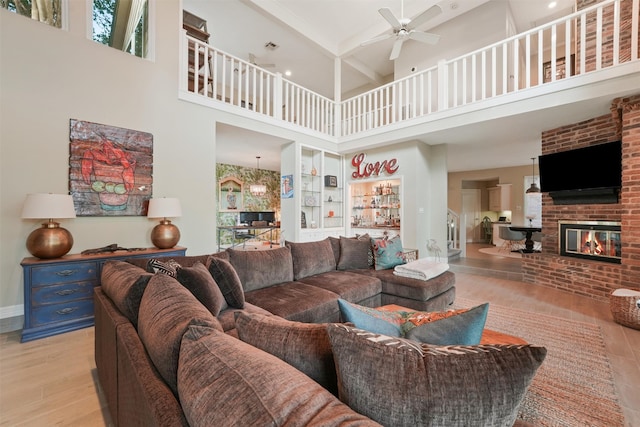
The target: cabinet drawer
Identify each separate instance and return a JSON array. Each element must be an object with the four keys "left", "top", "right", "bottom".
[
  {"left": 31, "top": 281, "right": 95, "bottom": 307},
  {"left": 31, "top": 262, "right": 97, "bottom": 287},
  {"left": 31, "top": 299, "right": 94, "bottom": 327}
]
